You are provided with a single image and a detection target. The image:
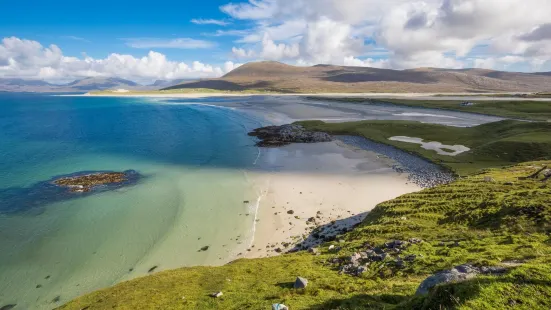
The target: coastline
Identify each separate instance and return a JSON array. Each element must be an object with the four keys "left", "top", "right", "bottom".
[
  {"left": 79, "top": 91, "right": 551, "bottom": 101},
  {"left": 244, "top": 140, "right": 424, "bottom": 259}
]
